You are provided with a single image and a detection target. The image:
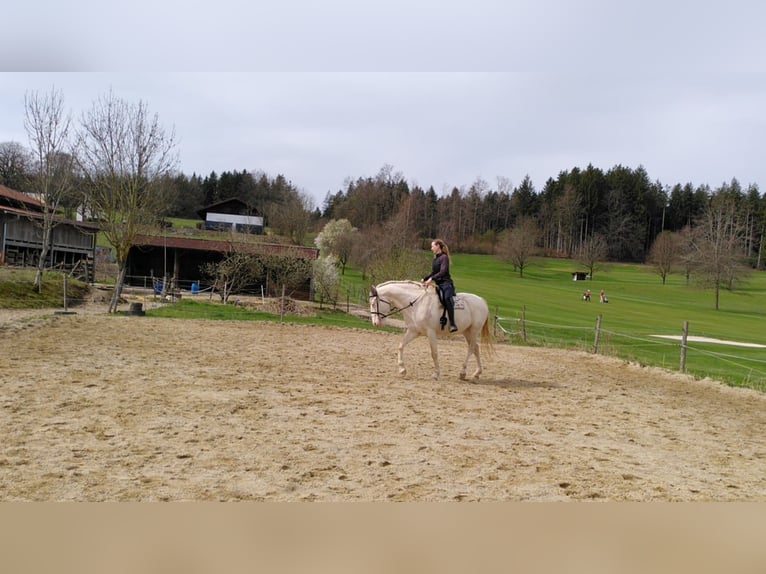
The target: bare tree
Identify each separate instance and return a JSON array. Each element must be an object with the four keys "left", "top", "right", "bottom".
[
  {"left": 646, "top": 231, "right": 682, "bottom": 284},
  {"left": 76, "top": 90, "right": 178, "bottom": 312},
  {"left": 267, "top": 189, "right": 314, "bottom": 245},
  {"left": 496, "top": 216, "right": 540, "bottom": 277},
  {"left": 24, "top": 87, "right": 75, "bottom": 292},
  {"left": 577, "top": 233, "right": 608, "bottom": 280},
  {"left": 688, "top": 194, "right": 748, "bottom": 310}
]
